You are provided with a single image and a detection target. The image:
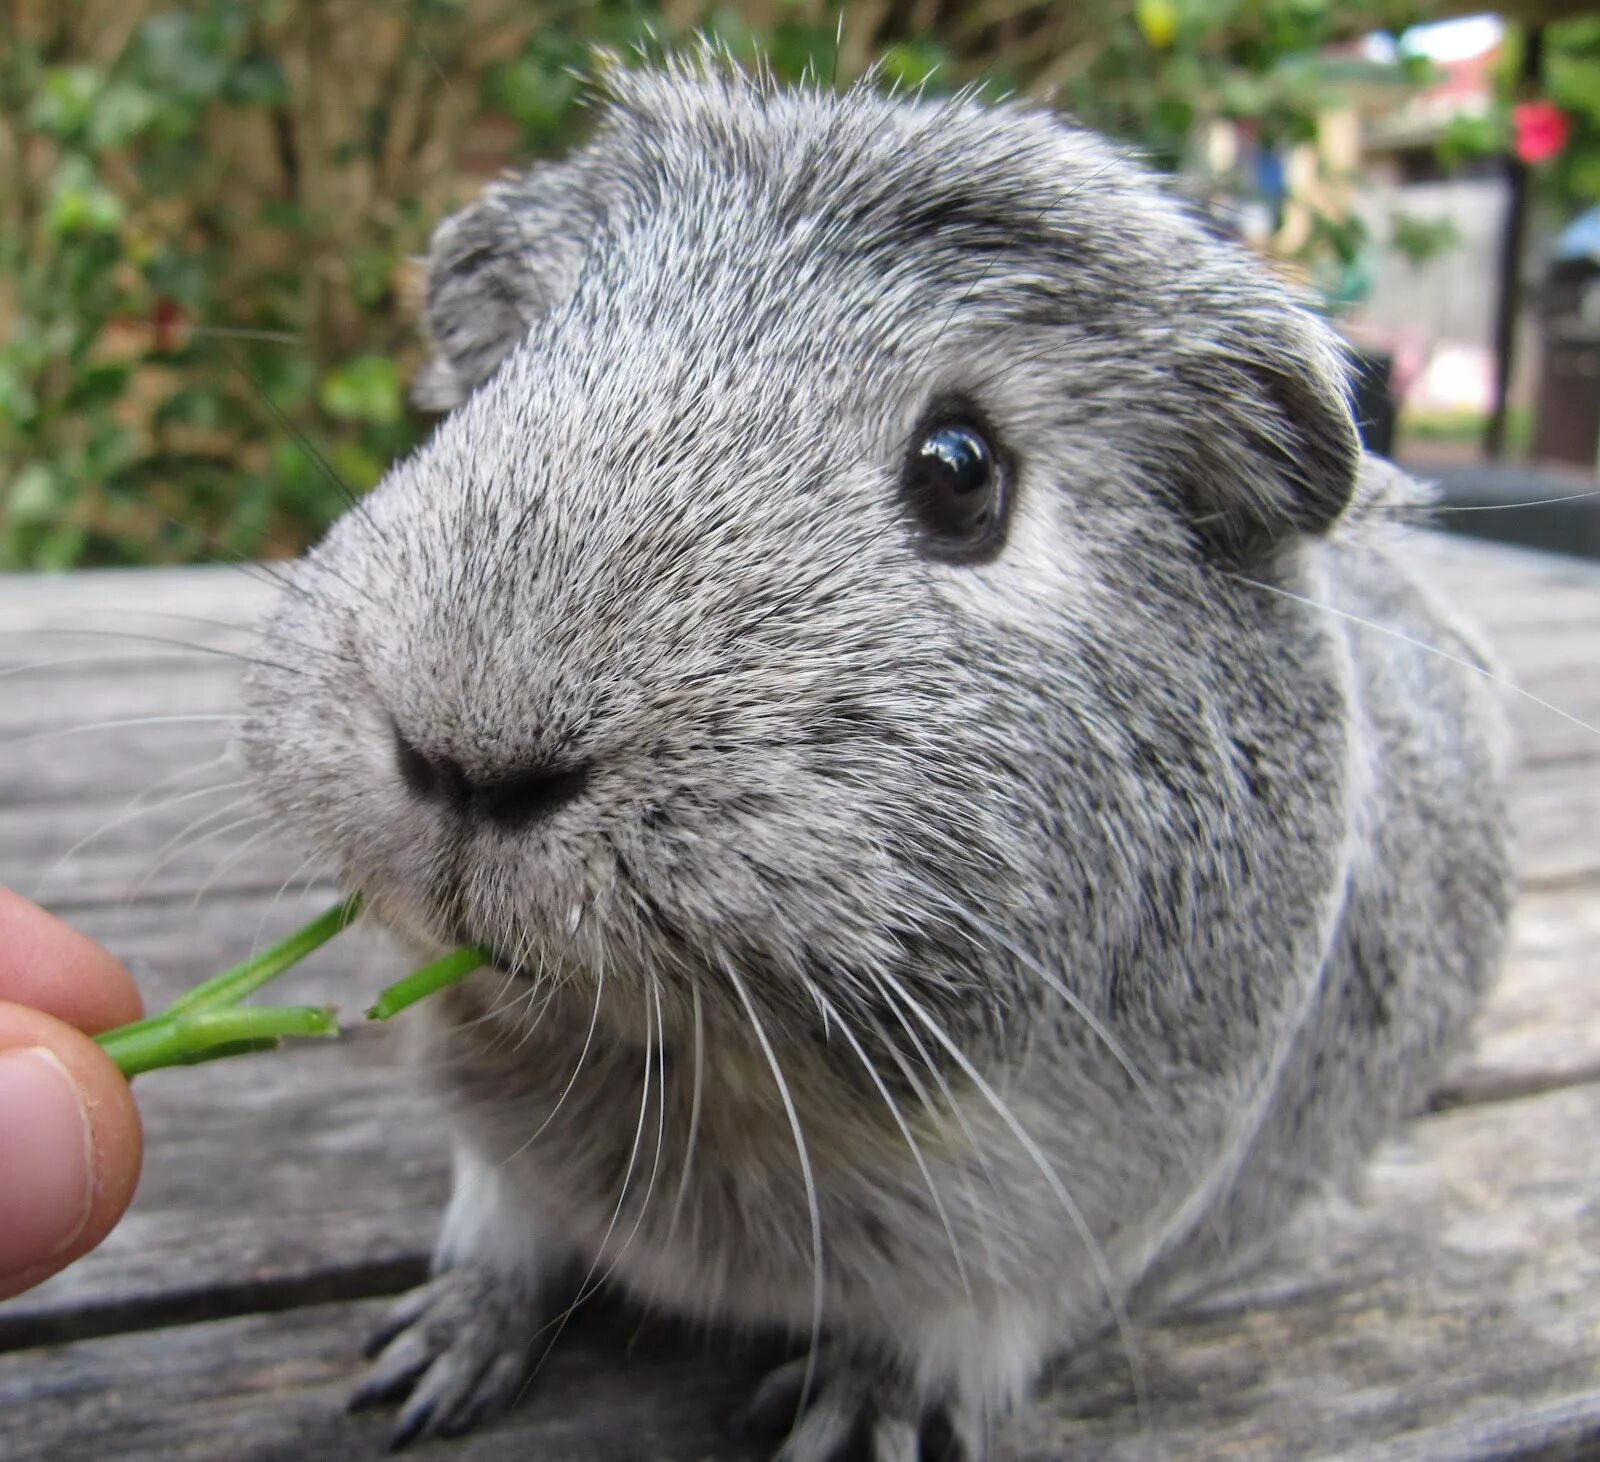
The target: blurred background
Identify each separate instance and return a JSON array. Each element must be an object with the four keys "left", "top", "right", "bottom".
[{"left": 2, "top": 0, "right": 1597, "bottom": 572}]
